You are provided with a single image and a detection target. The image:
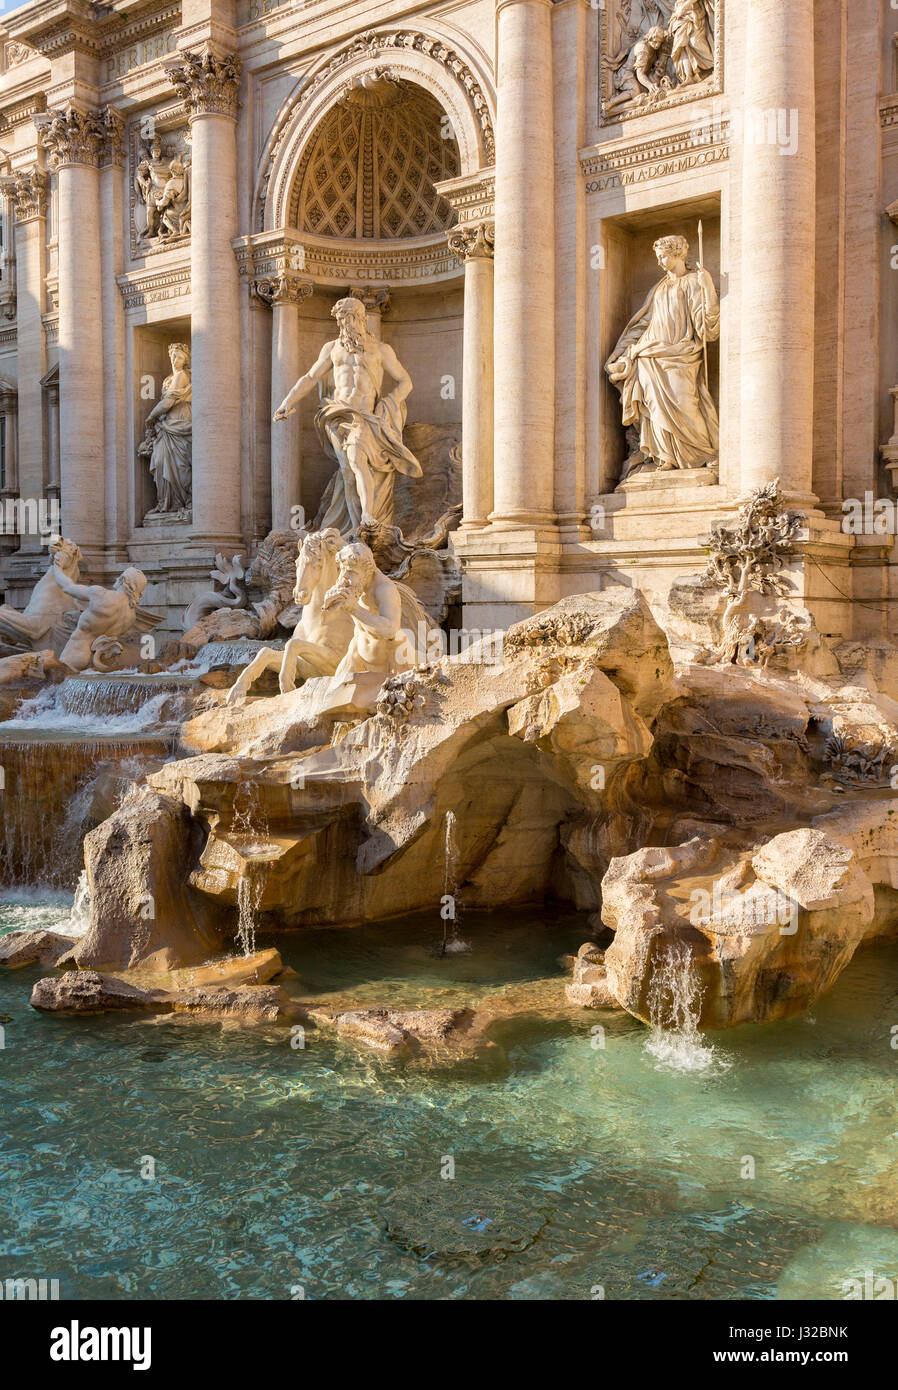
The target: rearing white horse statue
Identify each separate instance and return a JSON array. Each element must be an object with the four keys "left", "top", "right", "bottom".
[{"left": 226, "top": 529, "right": 354, "bottom": 704}]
